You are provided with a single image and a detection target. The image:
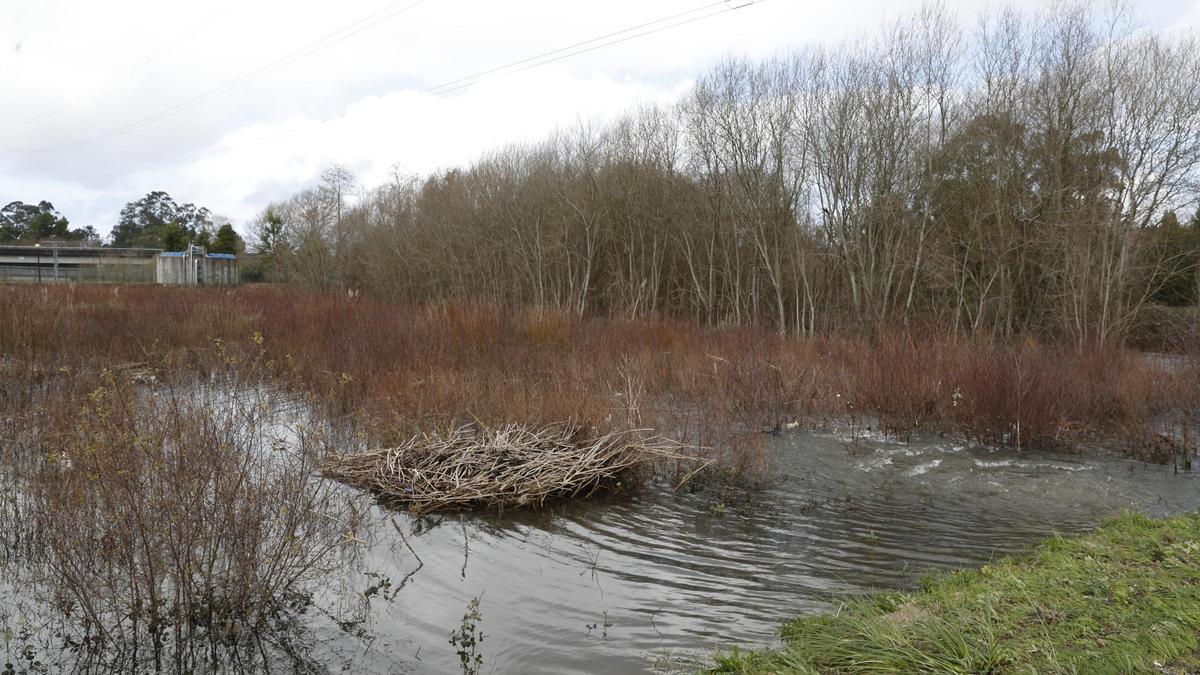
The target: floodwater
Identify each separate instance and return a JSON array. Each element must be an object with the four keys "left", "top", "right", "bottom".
[
  {"left": 293, "top": 429, "right": 1200, "bottom": 674},
  {"left": 3, "top": 383, "right": 1198, "bottom": 673}
]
